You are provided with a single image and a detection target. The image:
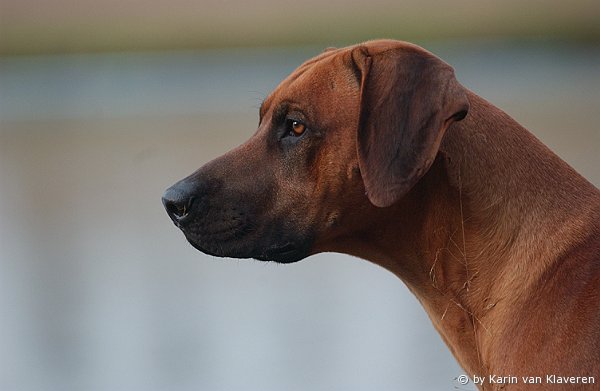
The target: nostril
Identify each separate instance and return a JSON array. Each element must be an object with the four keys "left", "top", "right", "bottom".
[
  {"left": 162, "top": 189, "right": 195, "bottom": 221},
  {"left": 165, "top": 199, "right": 187, "bottom": 219}
]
